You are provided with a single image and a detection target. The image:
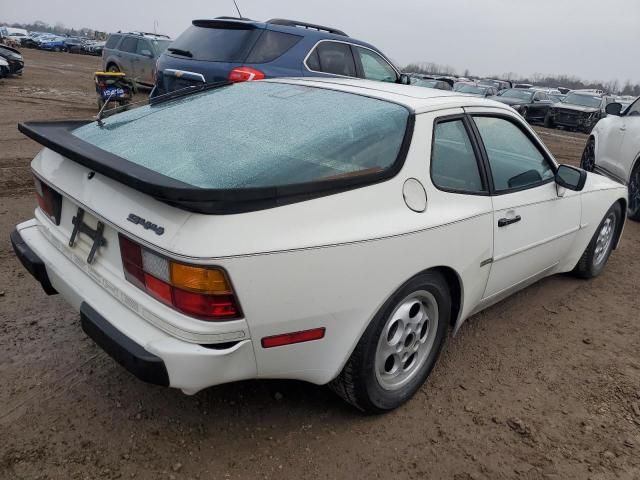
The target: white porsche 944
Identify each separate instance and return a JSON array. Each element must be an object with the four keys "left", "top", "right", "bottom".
[{"left": 12, "top": 78, "right": 627, "bottom": 412}]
